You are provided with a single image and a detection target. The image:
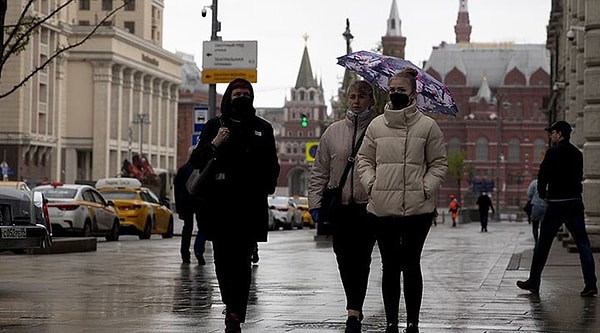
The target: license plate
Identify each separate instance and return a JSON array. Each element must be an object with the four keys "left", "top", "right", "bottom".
[{"left": 1, "top": 227, "right": 27, "bottom": 239}]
